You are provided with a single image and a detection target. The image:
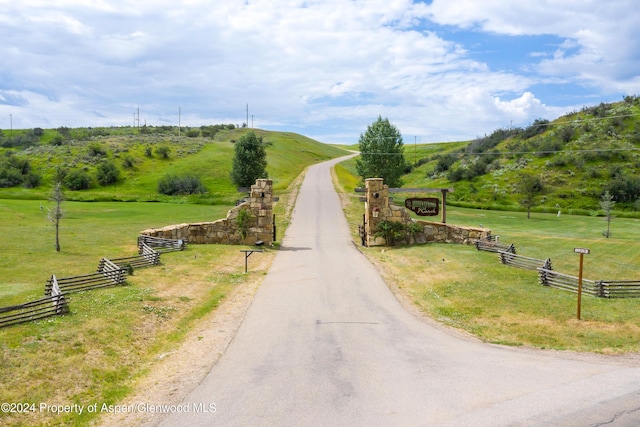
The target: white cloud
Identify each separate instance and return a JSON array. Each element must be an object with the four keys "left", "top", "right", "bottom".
[
  {"left": 424, "top": 0, "right": 640, "bottom": 92},
  {"left": 0, "top": 1, "right": 637, "bottom": 143}
]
